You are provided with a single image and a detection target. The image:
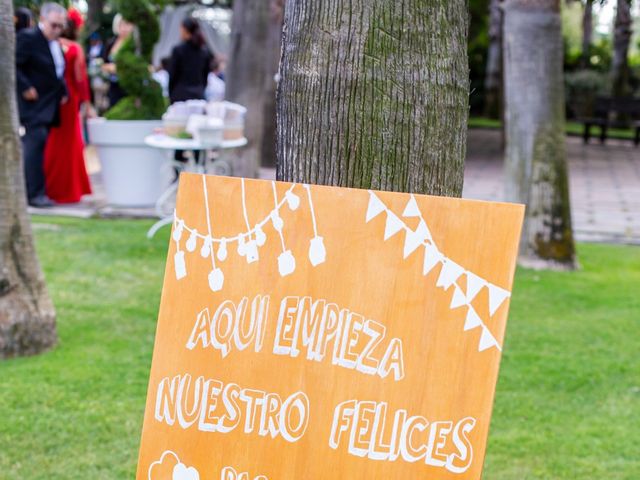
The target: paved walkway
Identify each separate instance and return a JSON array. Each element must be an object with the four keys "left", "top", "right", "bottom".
[
  {"left": 464, "top": 129, "right": 640, "bottom": 245},
  {"left": 30, "top": 130, "right": 640, "bottom": 245}
]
